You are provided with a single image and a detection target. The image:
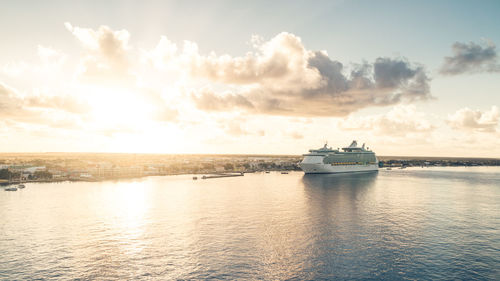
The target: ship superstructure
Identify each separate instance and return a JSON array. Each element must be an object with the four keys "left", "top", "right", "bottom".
[{"left": 299, "top": 140, "right": 378, "bottom": 174}]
